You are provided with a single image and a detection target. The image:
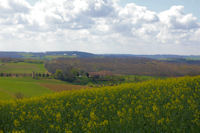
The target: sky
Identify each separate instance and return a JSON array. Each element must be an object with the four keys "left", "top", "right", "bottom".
[
  {"left": 0, "top": 0, "right": 200, "bottom": 55},
  {"left": 120, "top": 0, "right": 200, "bottom": 20}
]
